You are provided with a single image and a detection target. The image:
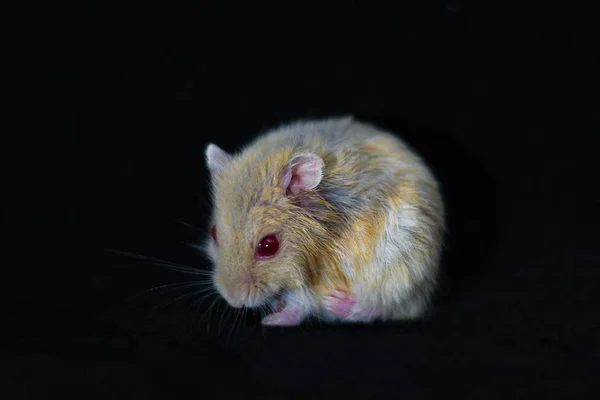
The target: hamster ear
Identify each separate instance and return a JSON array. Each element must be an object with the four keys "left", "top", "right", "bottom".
[
  {"left": 279, "top": 153, "right": 324, "bottom": 195},
  {"left": 205, "top": 143, "right": 232, "bottom": 175}
]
